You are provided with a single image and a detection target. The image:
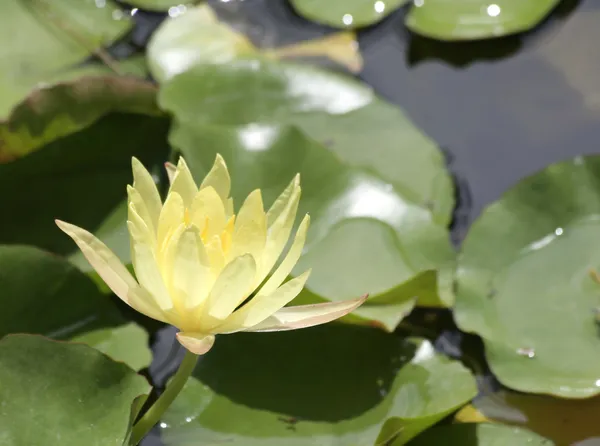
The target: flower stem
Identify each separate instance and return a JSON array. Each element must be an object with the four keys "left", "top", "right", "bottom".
[{"left": 130, "top": 350, "right": 199, "bottom": 445}]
